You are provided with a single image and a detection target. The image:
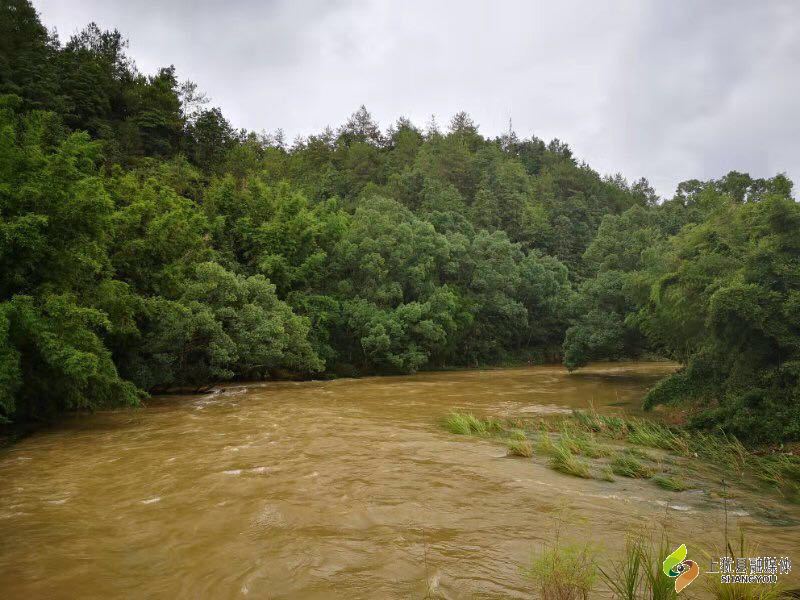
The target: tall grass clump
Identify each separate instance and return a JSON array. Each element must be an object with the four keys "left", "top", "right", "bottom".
[
  {"left": 755, "top": 454, "right": 800, "bottom": 503},
  {"left": 693, "top": 431, "right": 749, "bottom": 474},
  {"left": 638, "top": 532, "right": 680, "bottom": 600},
  {"left": 598, "top": 465, "right": 615, "bottom": 482},
  {"left": 598, "top": 537, "right": 645, "bottom": 600},
  {"left": 627, "top": 419, "right": 689, "bottom": 454},
  {"left": 442, "top": 412, "right": 487, "bottom": 435},
  {"left": 600, "top": 530, "right": 679, "bottom": 600},
  {"left": 509, "top": 429, "right": 528, "bottom": 441},
  {"left": 559, "top": 422, "right": 610, "bottom": 459},
  {"left": 535, "top": 433, "right": 558, "bottom": 456},
  {"left": 571, "top": 409, "right": 628, "bottom": 438},
  {"left": 483, "top": 417, "right": 506, "bottom": 434},
  {"left": 507, "top": 438, "right": 534, "bottom": 458},
  {"left": 524, "top": 539, "right": 597, "bottom": 600},
  {"left": 610, "top": 453, "right": 653, "bottom": 479},
  {"left": 652, "top": 474, "right": 690, "bottom": 492},
  {"left": 550, "top": 444, "right": 592, "bottom": 479},
  {"left": 622, "top": 446, "right": 654, "bottom": 461},
  {"left": 599, "top": 414, "right": 628, "bottom": 436},
  {"left": 571, "top": 409, "right": 603, "bottom": 432}
]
